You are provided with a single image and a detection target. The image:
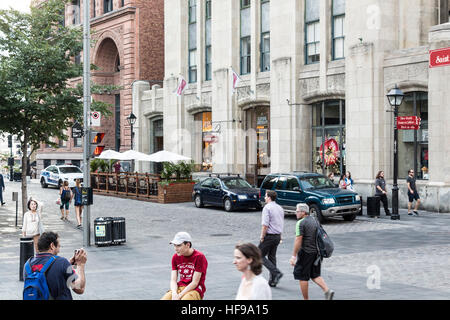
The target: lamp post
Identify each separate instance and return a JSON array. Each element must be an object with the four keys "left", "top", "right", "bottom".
[
  {"left": 387, "top": 85, "right": 404, "bottom": 220},
  {"left": 127, "top": 112, "right": 137, "bottom": 150}
]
